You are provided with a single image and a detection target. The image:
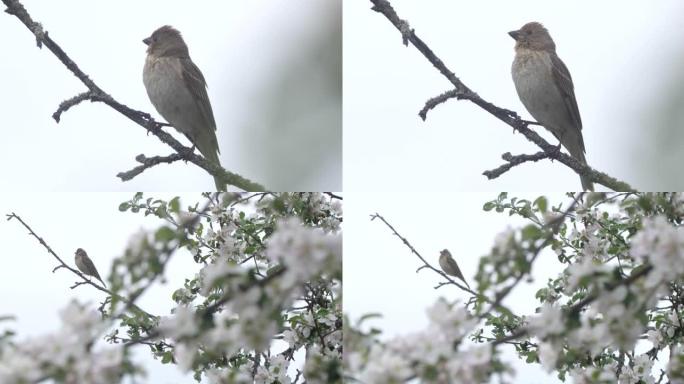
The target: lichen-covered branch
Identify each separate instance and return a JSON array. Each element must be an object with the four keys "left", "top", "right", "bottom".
[
  {"left": 370, "top": 0, "right": 635, "bottom": 192},
  {"left": 3, "top": 0, "right": 267, "bottom": 191}
]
